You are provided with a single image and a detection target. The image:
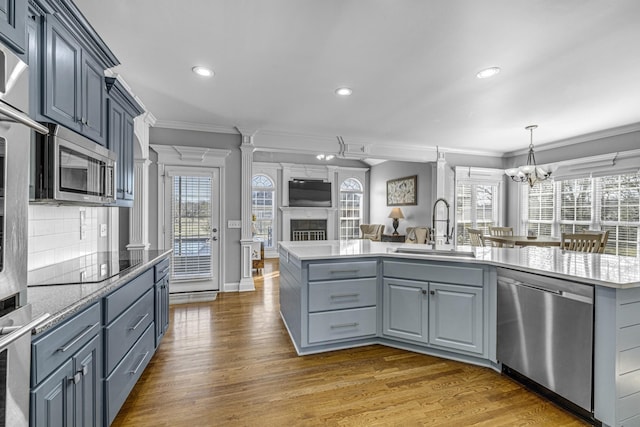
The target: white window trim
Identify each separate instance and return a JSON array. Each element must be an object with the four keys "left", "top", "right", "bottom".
[{"left": 252, "top": 173, "right": 277, "bottom": 250}]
